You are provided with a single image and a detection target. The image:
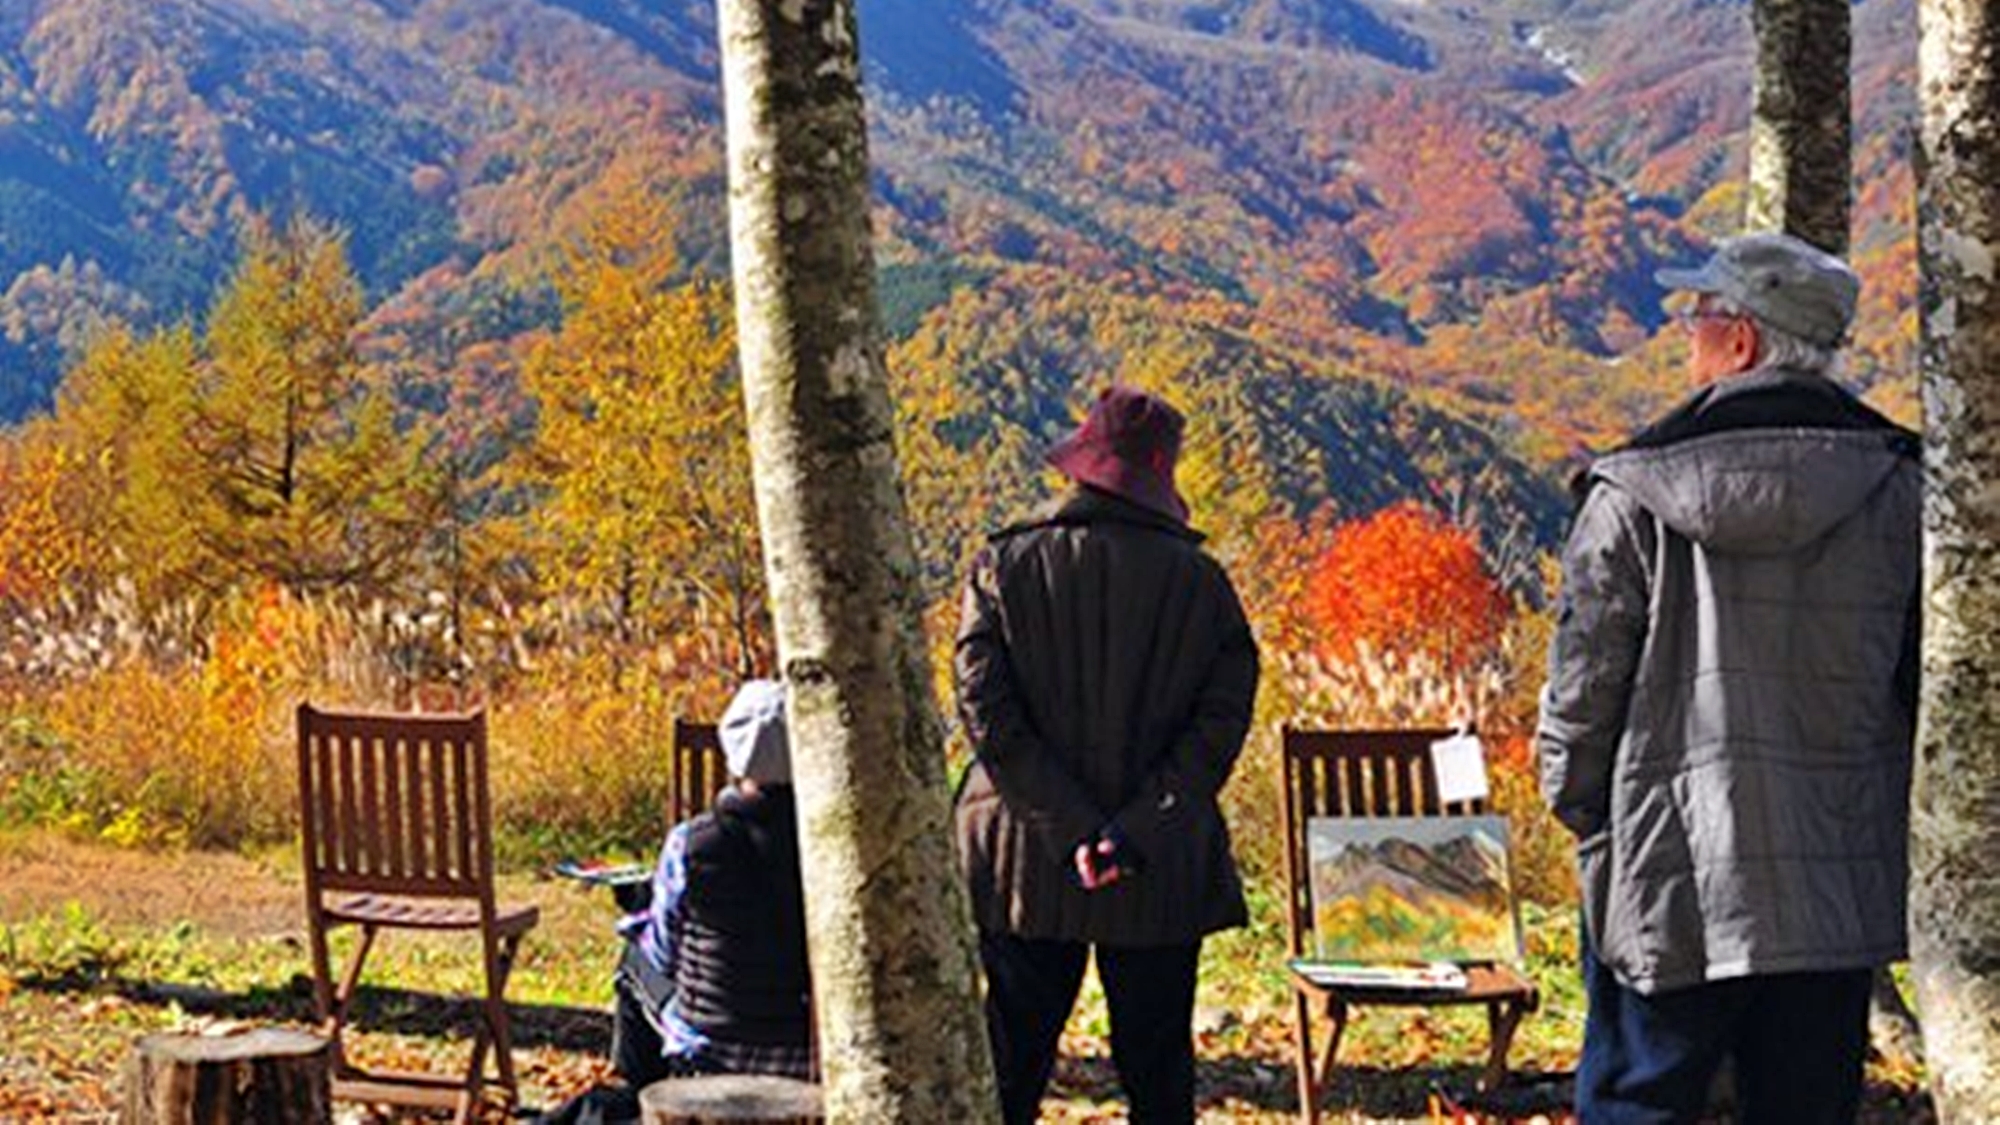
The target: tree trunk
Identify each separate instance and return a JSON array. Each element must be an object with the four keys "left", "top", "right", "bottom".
[
  {"left": 1746, "top": 0, "right": 1930, "bottom": 1066},
  {"left": 713, "top": 2, "right": 1001, "bottom": 1123},
  {"left": 1914, "top": 1, "right": 2000, "bottom": 1118},
  {"left": 121, "top": 1029, "right": 331, "bottom": 1125},
  {"left": 1746, "top": 0, "right": 1851, "bottom": 253}
]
